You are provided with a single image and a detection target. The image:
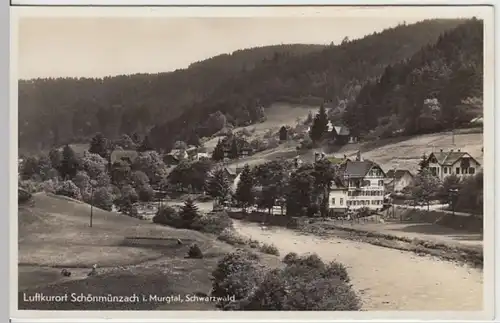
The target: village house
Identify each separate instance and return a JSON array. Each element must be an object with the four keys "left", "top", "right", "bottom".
[
  {"left": 331, "top": 125, "right": 358, "bottom": 145},
  {"left": 221, "top": 137, "right": 253, "bottom": 158},
  {"left": 328, "top": 177, "right": 349, "bottom": 215},
  {"left": 385, "top": 169, "right": 415, "bottom": 193},
  {"left": 332, "top": 154, "right": 386, "bottom": 211},
  {"left": 426, "top": 149, "right": 481, "bottom": 181},
  {"left": 191, "top": 152, "right": 210, "bottom": 161},
  {"left": 110, "top": 150, "right": 138, "bottom": 165}
]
